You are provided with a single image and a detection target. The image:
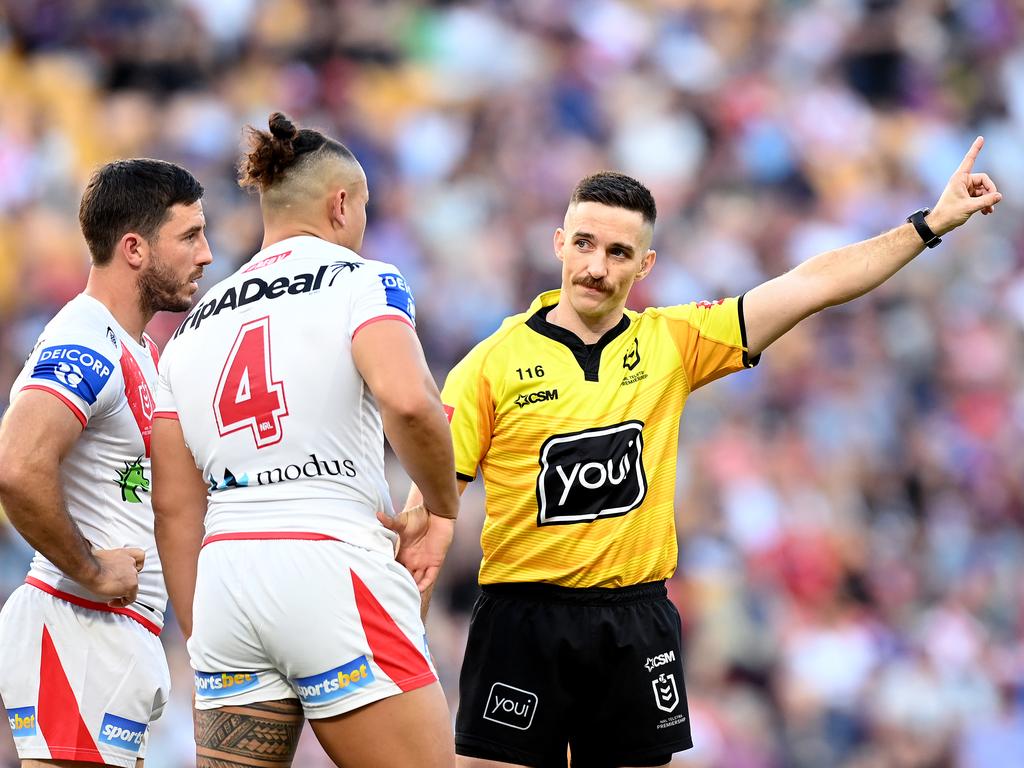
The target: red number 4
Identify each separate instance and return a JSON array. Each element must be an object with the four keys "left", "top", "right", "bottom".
[{"left": 214, "top": 317, "right": 288, "bottom": 448}]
